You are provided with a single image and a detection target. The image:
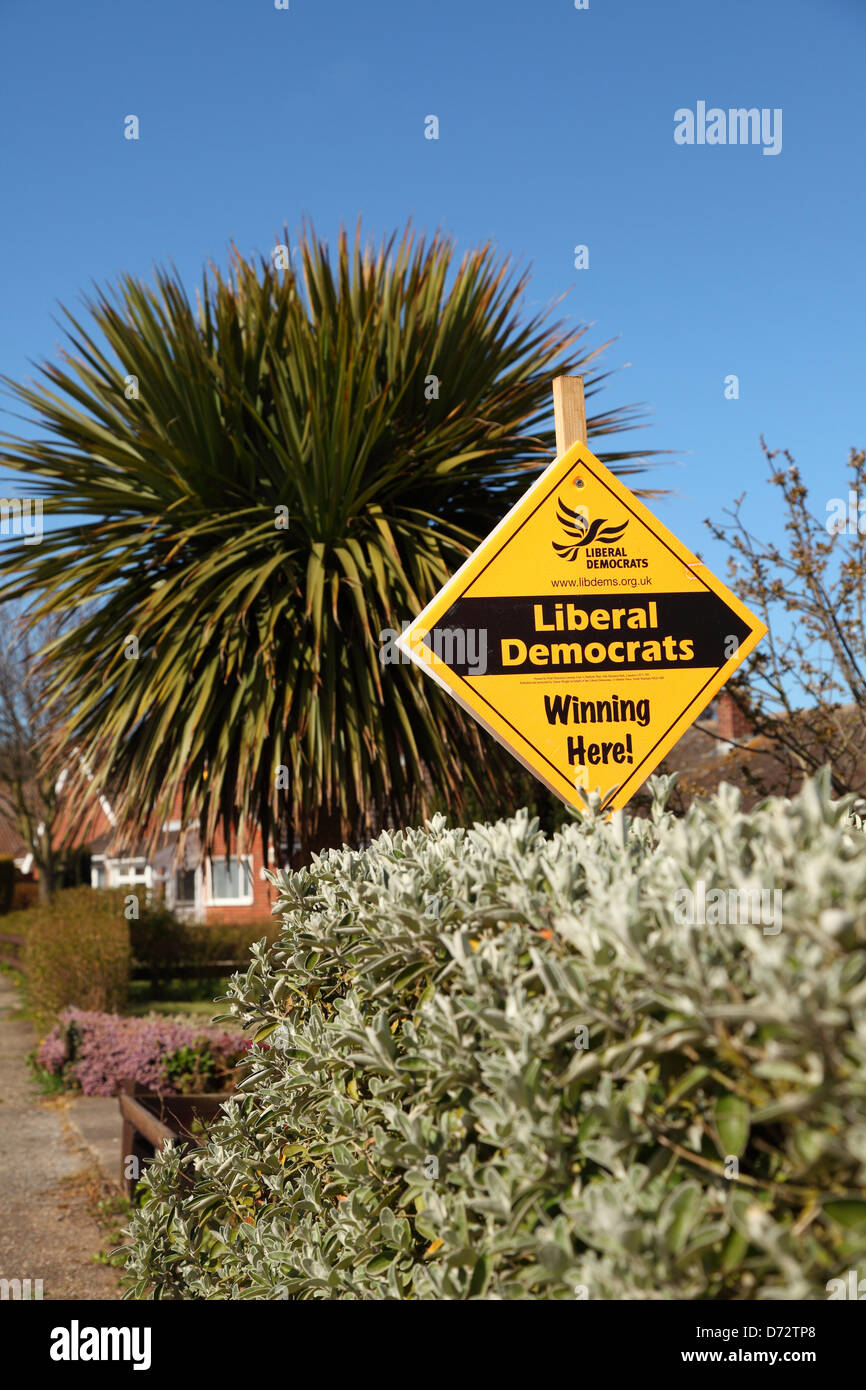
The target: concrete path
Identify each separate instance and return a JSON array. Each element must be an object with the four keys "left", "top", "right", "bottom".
[
  {"left": 65, "top": 1096, "right": 123, "bottom": 1191},
  {"left": 0, "top": 975, "right": 122, "bottom": 1300}
]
